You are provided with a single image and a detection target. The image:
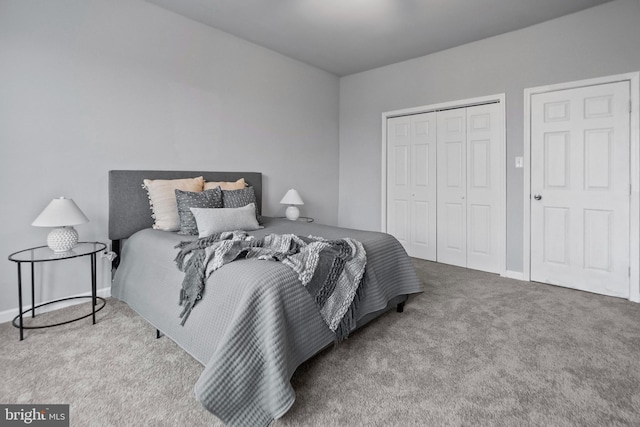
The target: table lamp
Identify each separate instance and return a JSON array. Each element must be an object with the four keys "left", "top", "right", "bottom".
[
  {"left": 280, "top": 189, "right": 304, "bottom": 221},
  {"left": 32, "top": 197, "right": 89, "bottom": 252}
]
